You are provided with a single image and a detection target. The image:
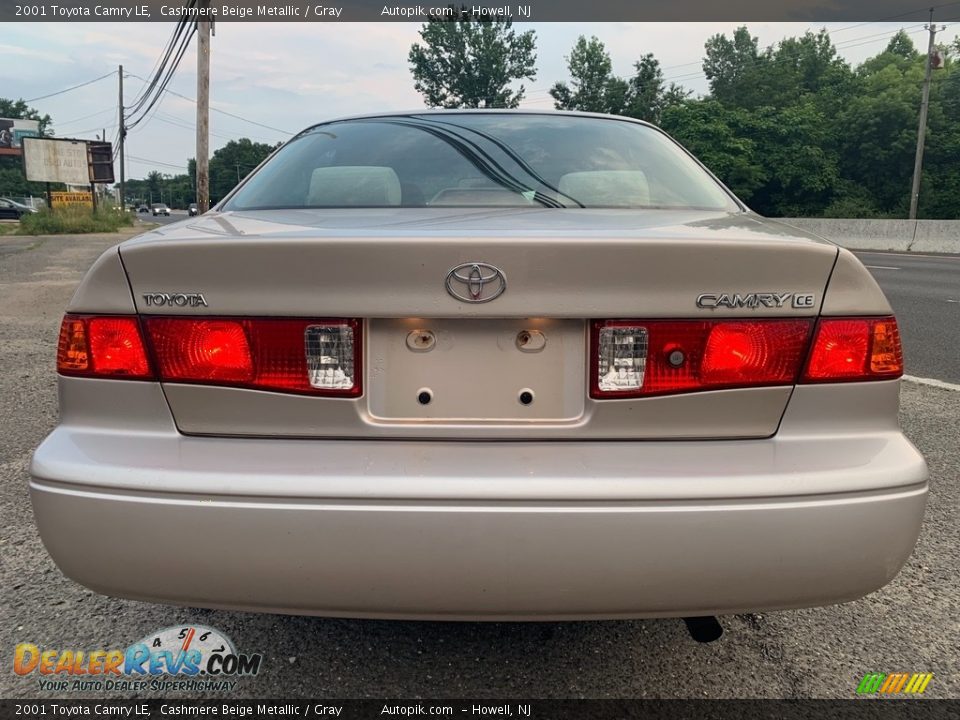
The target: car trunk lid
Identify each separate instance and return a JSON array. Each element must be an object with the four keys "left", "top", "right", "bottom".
[{"left": 119, "top": 208, "right": 838, "bottom": 439}]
